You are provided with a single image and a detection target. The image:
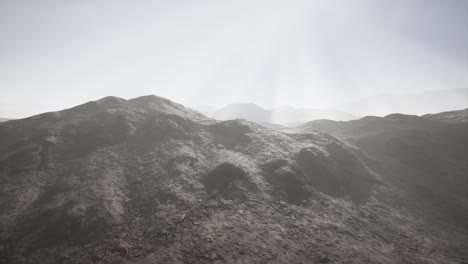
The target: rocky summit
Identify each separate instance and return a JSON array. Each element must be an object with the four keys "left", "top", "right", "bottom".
[{"left": 0, "top": 95, "right": 467, "bottom": 264}]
